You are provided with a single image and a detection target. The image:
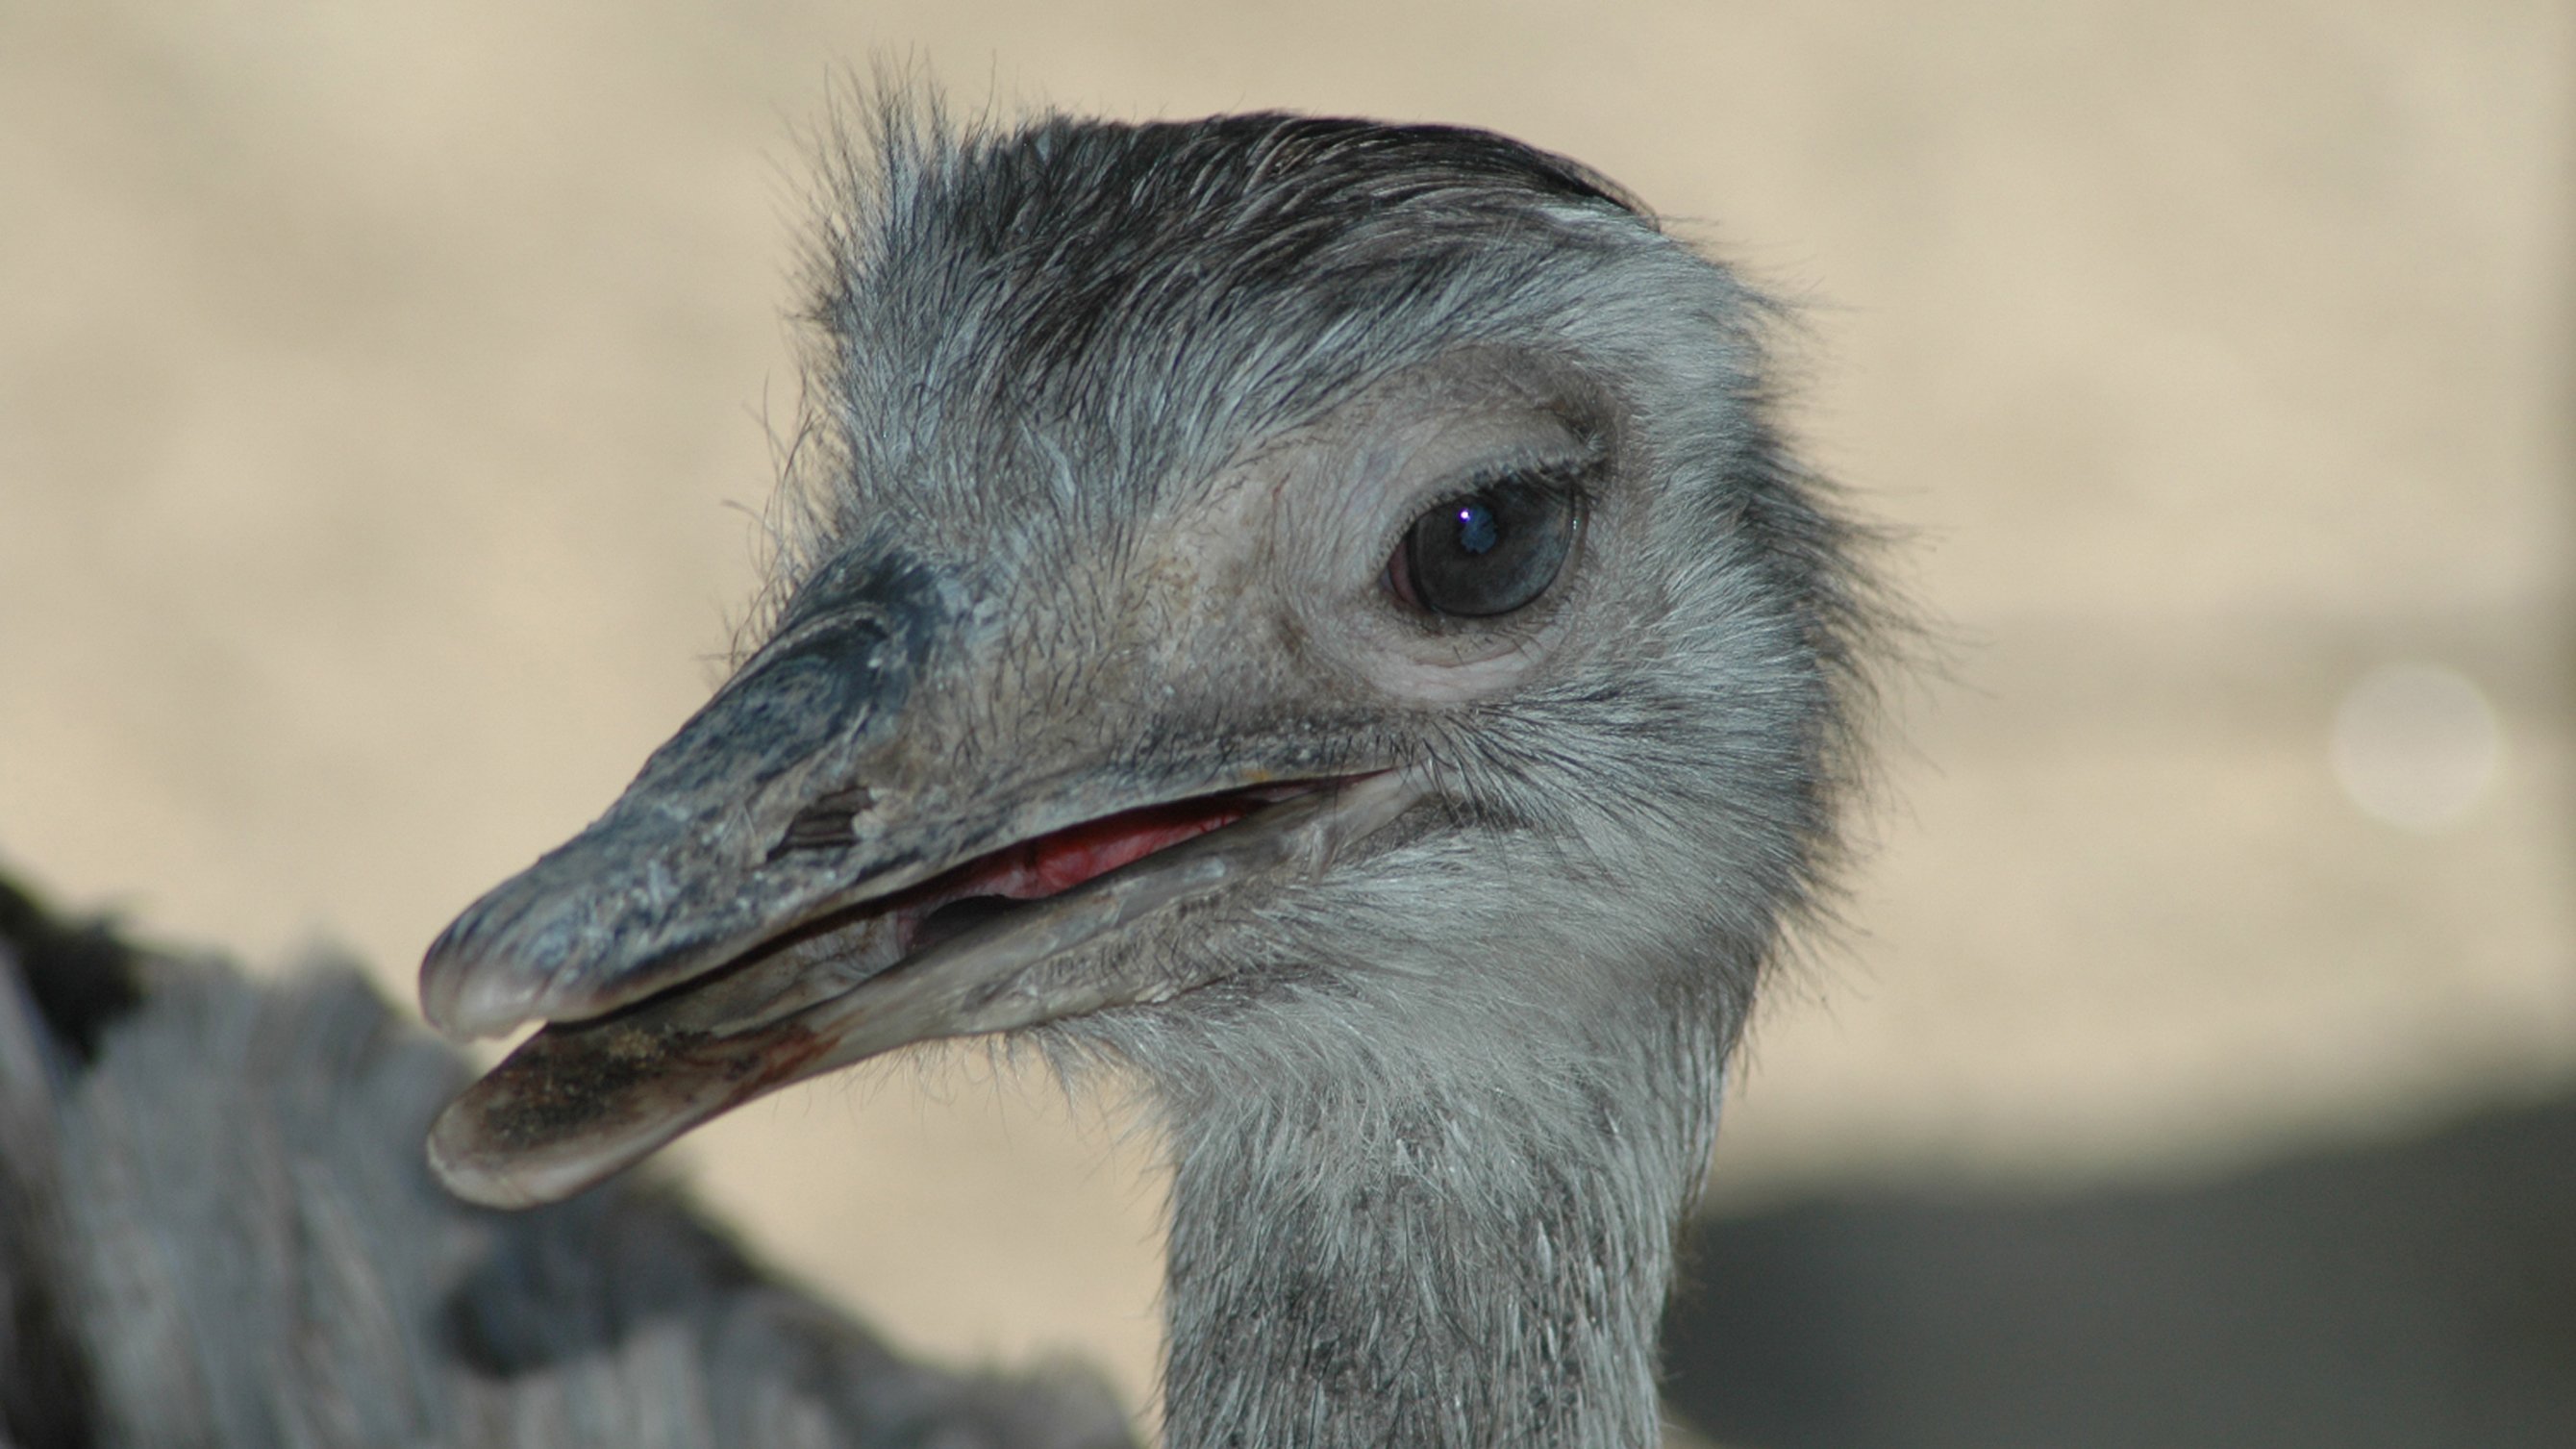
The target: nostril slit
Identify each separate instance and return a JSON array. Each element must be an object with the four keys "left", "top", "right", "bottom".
[{"left": 771, "top": 786, "right": 878, "bottom": 858}]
